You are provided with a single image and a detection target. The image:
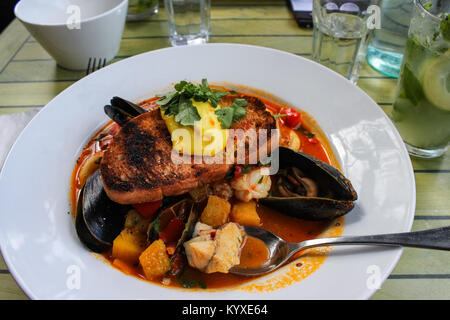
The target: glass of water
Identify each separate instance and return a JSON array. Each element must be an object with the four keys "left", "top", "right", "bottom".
[
  {"left": 164, "top": 0, "right": 211, "bottom": 46},
  {"left": 127, "top": 0, "right": 159, "bottom": 21},
  {"left": 366, "top": 0, "right": 414, "bottom": 78},
  {"left": 312, "top": 0, "right": 380, "bottom": 84}
]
